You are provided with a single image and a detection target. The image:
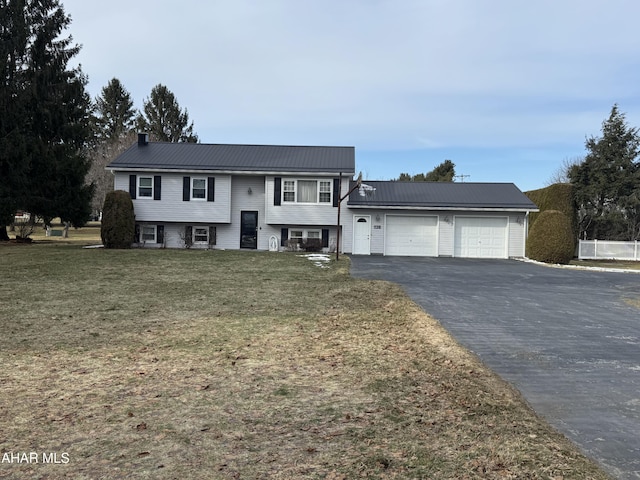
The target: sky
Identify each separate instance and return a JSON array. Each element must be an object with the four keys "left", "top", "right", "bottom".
[{"left": 61, "top": 0, "right": 640, "bottom": 192}]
